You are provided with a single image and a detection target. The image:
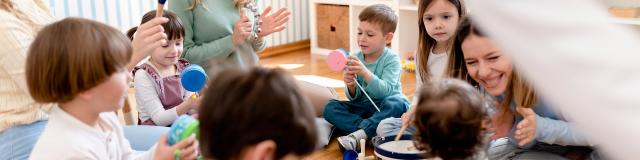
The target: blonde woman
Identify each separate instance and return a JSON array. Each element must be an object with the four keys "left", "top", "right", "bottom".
[
  {"left": 0, "top": 0, "right": 170, "bottom": 159},
  {"left": 169, "top": 0, "right": 290, "bottom": 71}
]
